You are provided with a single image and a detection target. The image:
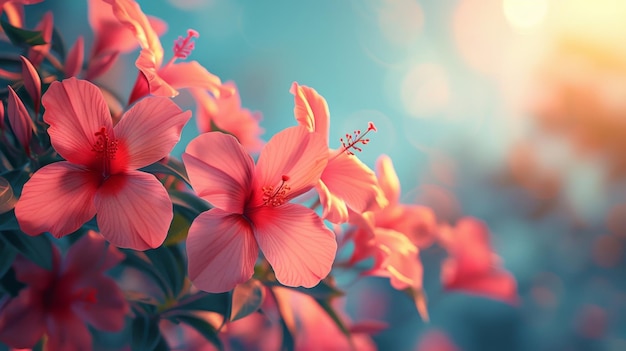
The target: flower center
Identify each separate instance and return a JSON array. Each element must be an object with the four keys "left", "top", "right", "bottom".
[
  {"left": 262, "top": 175, "right": 291, "bottom": 207},
  {"left": 92, "top": 127, "right": 118, "bottom": 178},
  {"left": 75, "top": 287, "right": 98, "bottom": 305},
  {"left": 339, "top": 121, "right": 377, "bottom": 156}
]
